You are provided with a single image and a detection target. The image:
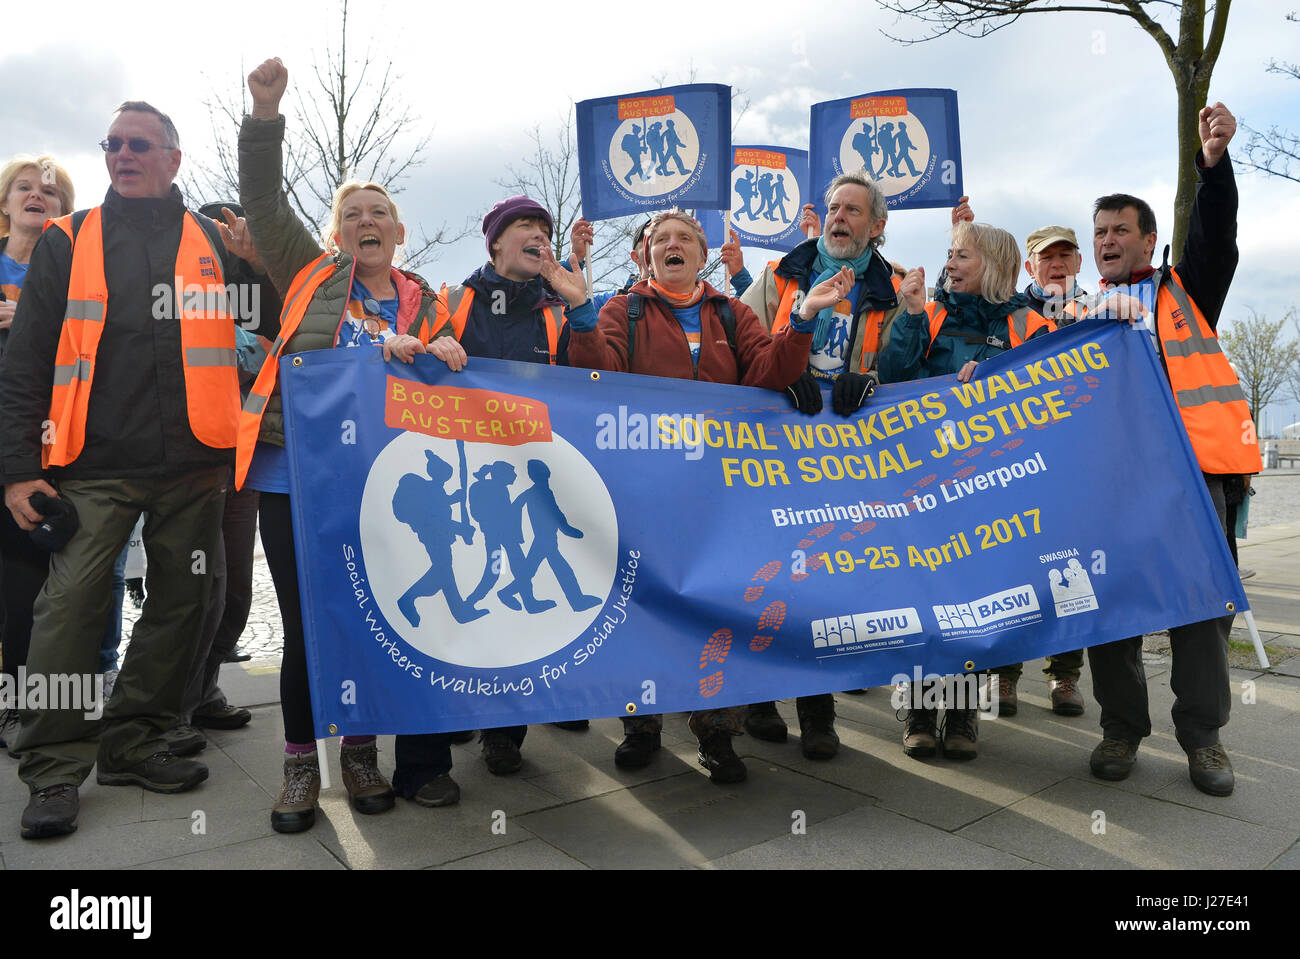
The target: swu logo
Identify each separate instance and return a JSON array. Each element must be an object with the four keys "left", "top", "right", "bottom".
[
  {"left": 933, "top": 585, "right": 1039, "bottom": 630},
  {"left": 811, "top": 607, "right": 921, "bottom": 647}
]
